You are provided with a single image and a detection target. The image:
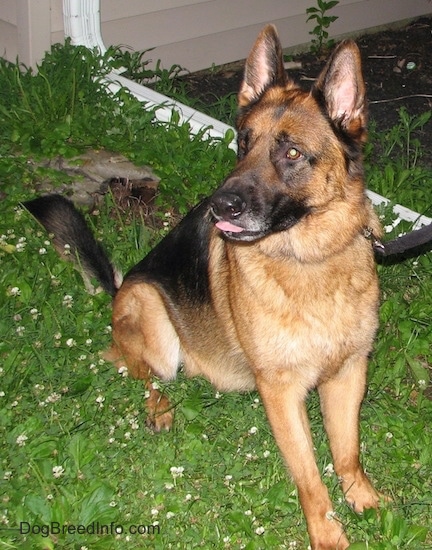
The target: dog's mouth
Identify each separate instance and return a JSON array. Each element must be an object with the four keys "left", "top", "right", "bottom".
[
  {"left": 214, "top": 220, "right": 245, "bottom": 234},
  {"left": 213, "top": 218, "right": 266, "bottom": 242}
]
